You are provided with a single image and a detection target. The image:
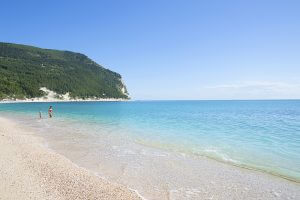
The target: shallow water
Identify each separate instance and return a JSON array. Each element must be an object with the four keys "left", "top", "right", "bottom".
[{"left": 1, "top": 100, "right": 300, "bottom": 199}]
